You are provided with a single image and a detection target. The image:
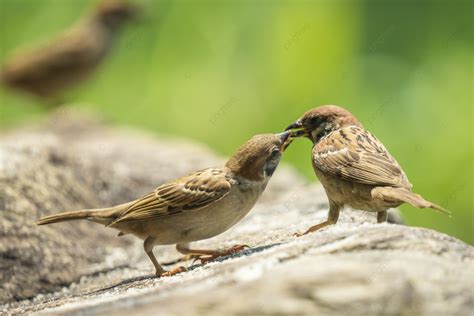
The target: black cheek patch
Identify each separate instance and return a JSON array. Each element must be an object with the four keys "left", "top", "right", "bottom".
[{"left": 264, "top": 160, "right": 280, "bottom": 177}]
